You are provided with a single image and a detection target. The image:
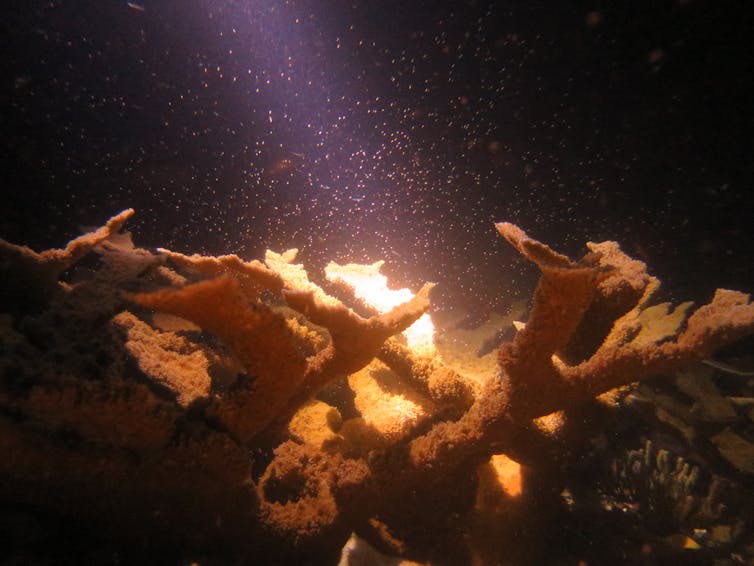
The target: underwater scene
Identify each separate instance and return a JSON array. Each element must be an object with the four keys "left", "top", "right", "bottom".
[{"left": 2, "top": 1, "right": 754, "bottom": 564}]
